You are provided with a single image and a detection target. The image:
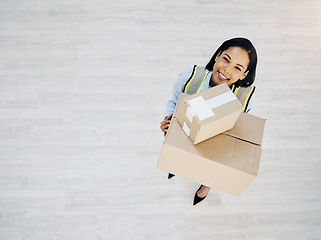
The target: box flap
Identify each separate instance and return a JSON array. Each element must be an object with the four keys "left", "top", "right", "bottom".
[{"left": 224, "top": 112, "right": 266, "bottom": 146}]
